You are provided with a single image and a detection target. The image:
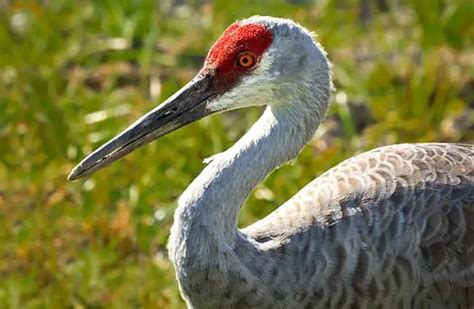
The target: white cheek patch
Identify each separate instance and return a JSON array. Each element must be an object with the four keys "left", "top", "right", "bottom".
[
  {"left": 205, "top": 49, "right": 278, "bottom": 112},
  {"left": 206, "top": 80, "right": 273, "bottom": 112}
]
